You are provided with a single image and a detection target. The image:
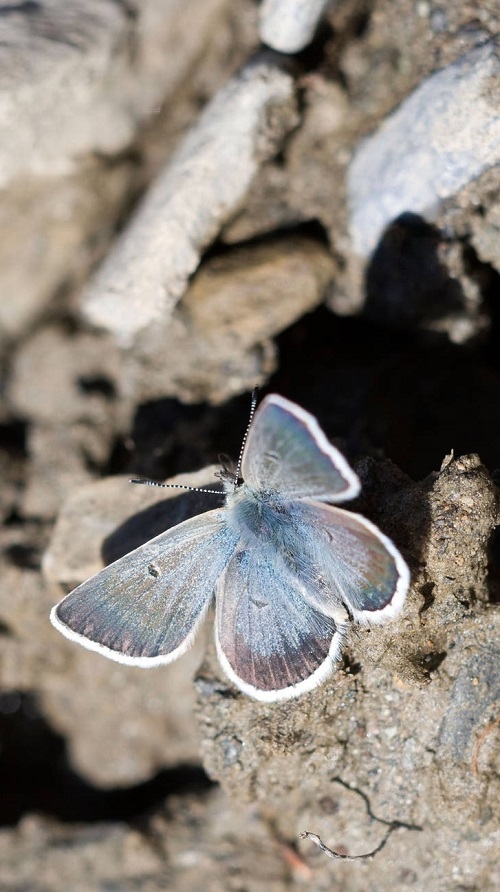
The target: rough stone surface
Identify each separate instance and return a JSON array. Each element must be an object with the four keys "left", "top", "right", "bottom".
[
  {"left": 196, "top": 454, "right": 500, "bottom": 890},
  {"left": 82, "top": 55, "right": 298, "bottom": 344},
  {"left": 6, "top": 326, "right": 122, "bottom": 517}
]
